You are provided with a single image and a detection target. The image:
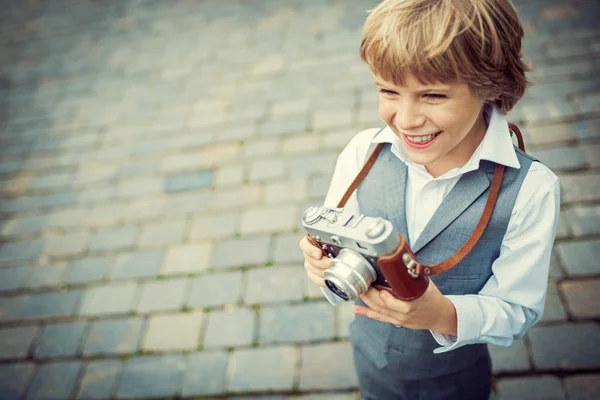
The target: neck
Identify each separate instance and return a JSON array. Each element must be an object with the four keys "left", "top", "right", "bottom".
[{"left": 425, "top": 110, "right": 488, "bottom": 178}]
